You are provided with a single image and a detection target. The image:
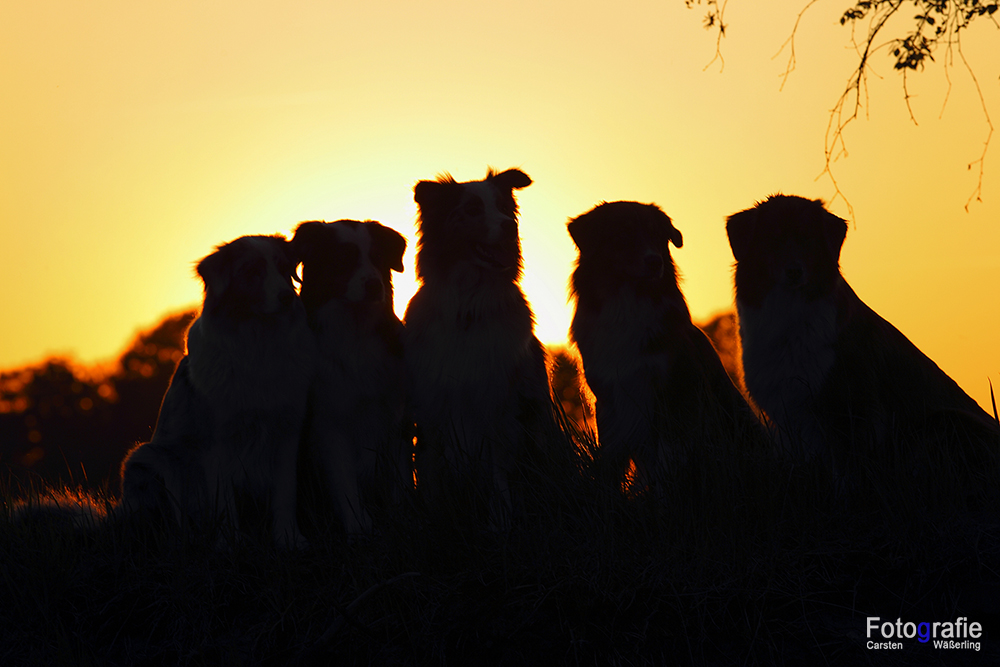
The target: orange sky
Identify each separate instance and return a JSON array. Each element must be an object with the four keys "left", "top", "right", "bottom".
[{"left": 2, "top": 1, "right": 999, "bottom": 411}]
